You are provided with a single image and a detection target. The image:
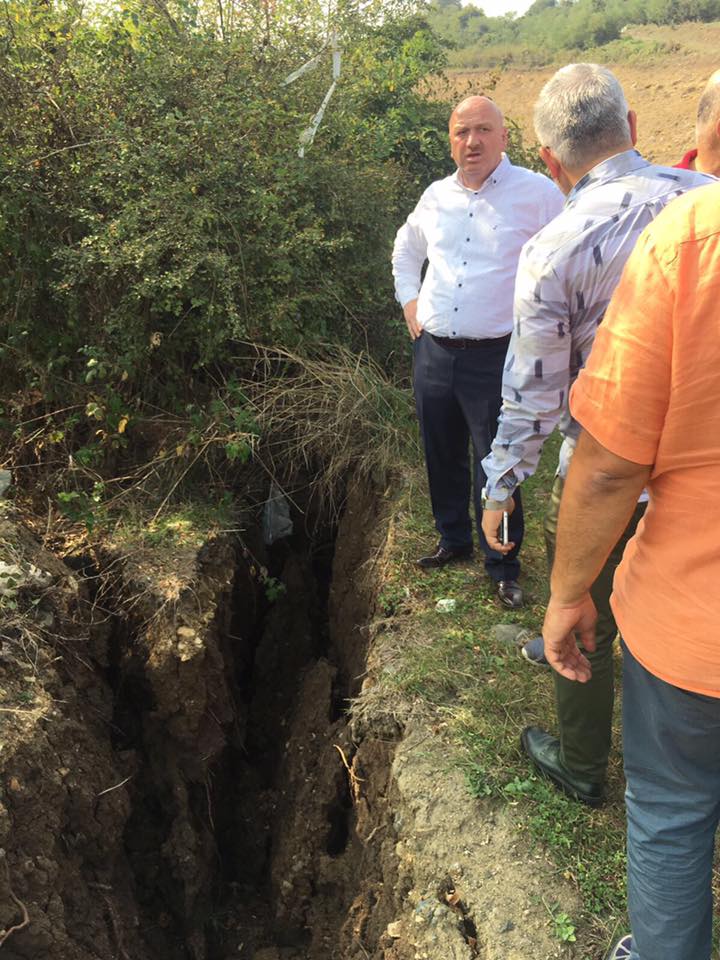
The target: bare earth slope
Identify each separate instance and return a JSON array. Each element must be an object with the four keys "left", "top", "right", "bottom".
[{"left": 452, "top": 23, "right": 720, "bottom": 166}]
